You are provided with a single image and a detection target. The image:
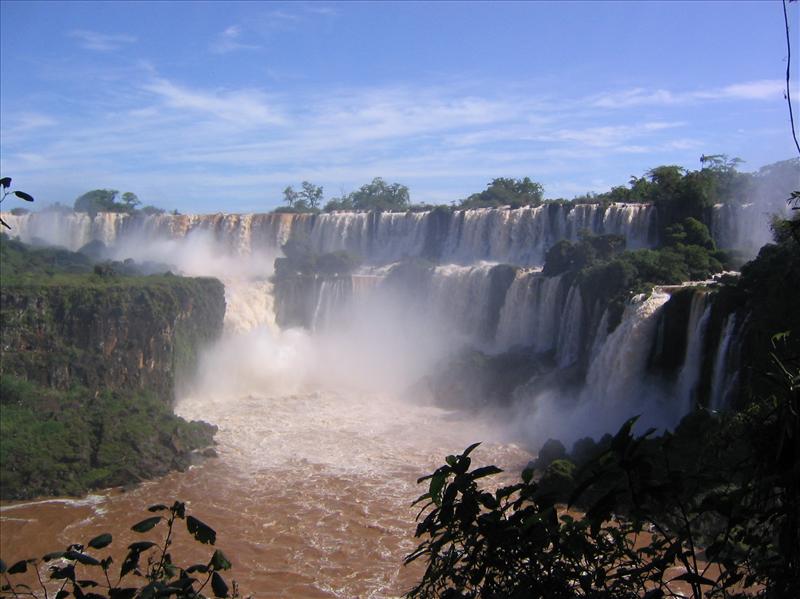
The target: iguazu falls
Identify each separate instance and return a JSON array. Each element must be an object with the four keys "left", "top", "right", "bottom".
[{"left": 1, "top": 2, "right": 799, "bottom": 598}]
